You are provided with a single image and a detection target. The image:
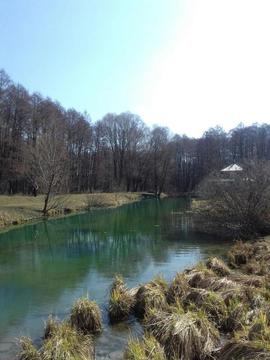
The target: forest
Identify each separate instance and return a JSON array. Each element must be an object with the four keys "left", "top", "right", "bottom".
[{"left": 1, "top": 68, "right": 270, "bottom": 197}]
